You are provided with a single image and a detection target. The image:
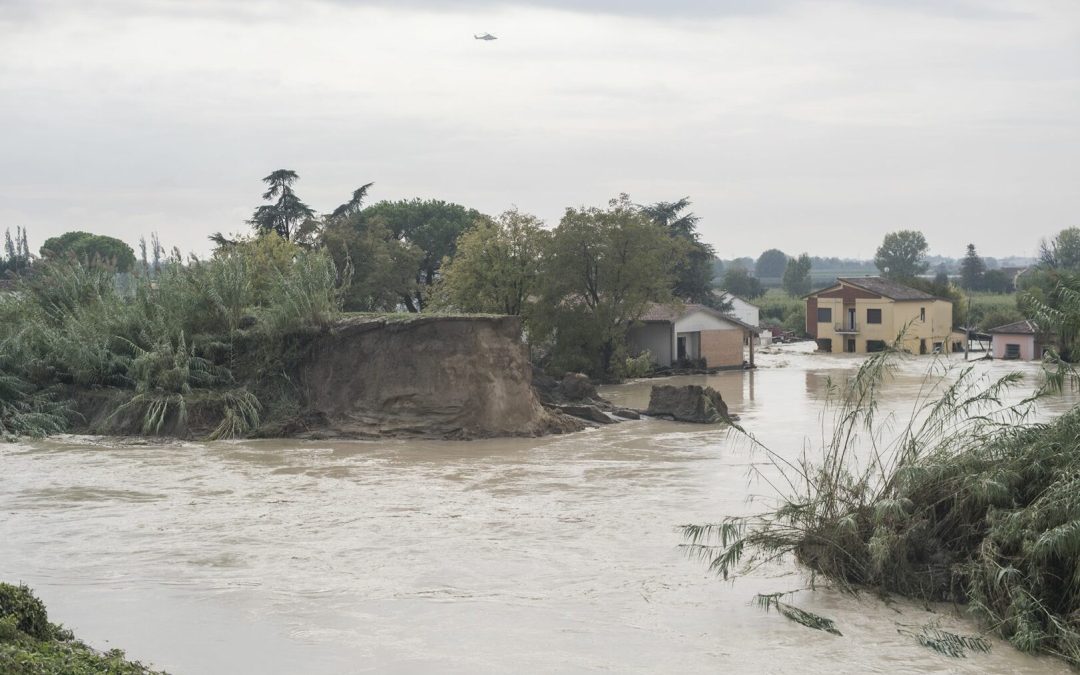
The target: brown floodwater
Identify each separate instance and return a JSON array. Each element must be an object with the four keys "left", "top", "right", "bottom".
[{"left": 1, "top": 344, "right": 1076, "bottom": 674}]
